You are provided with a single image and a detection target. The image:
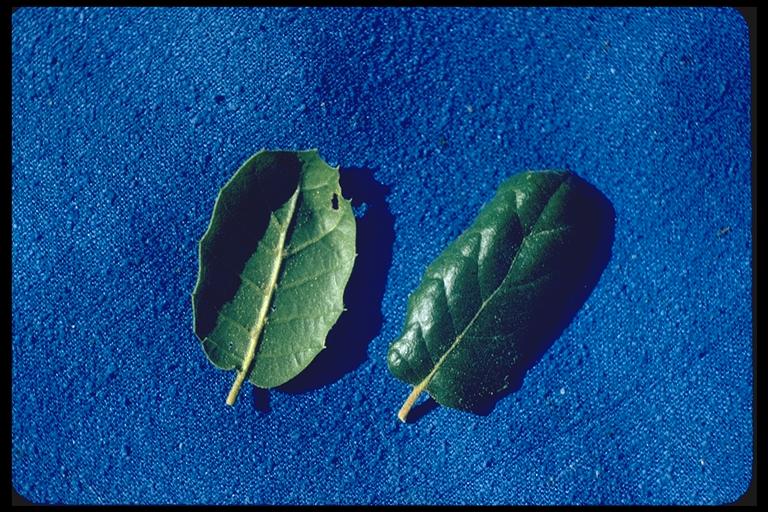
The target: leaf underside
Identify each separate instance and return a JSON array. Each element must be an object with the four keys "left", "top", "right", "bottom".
[
  {"left": 192, "top": 150, "right": 356, "bottom": 400},
  {"left": 387, "top": 170, "right": 613, "bottom": 415}
]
